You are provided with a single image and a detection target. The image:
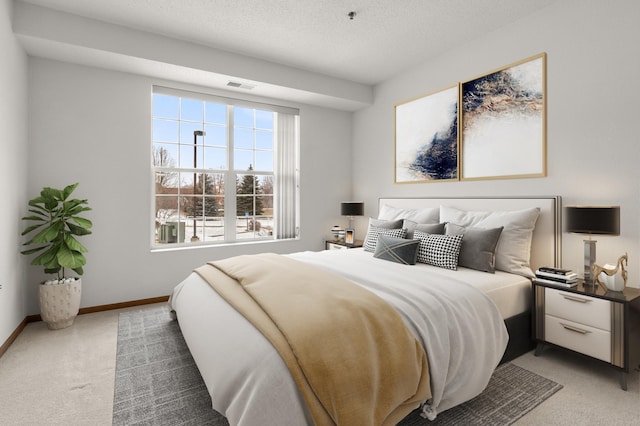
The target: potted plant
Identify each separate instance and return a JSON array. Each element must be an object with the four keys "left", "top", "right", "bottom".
[{"left": 21, "top": 183, "right": 92, "bottom": 329}]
